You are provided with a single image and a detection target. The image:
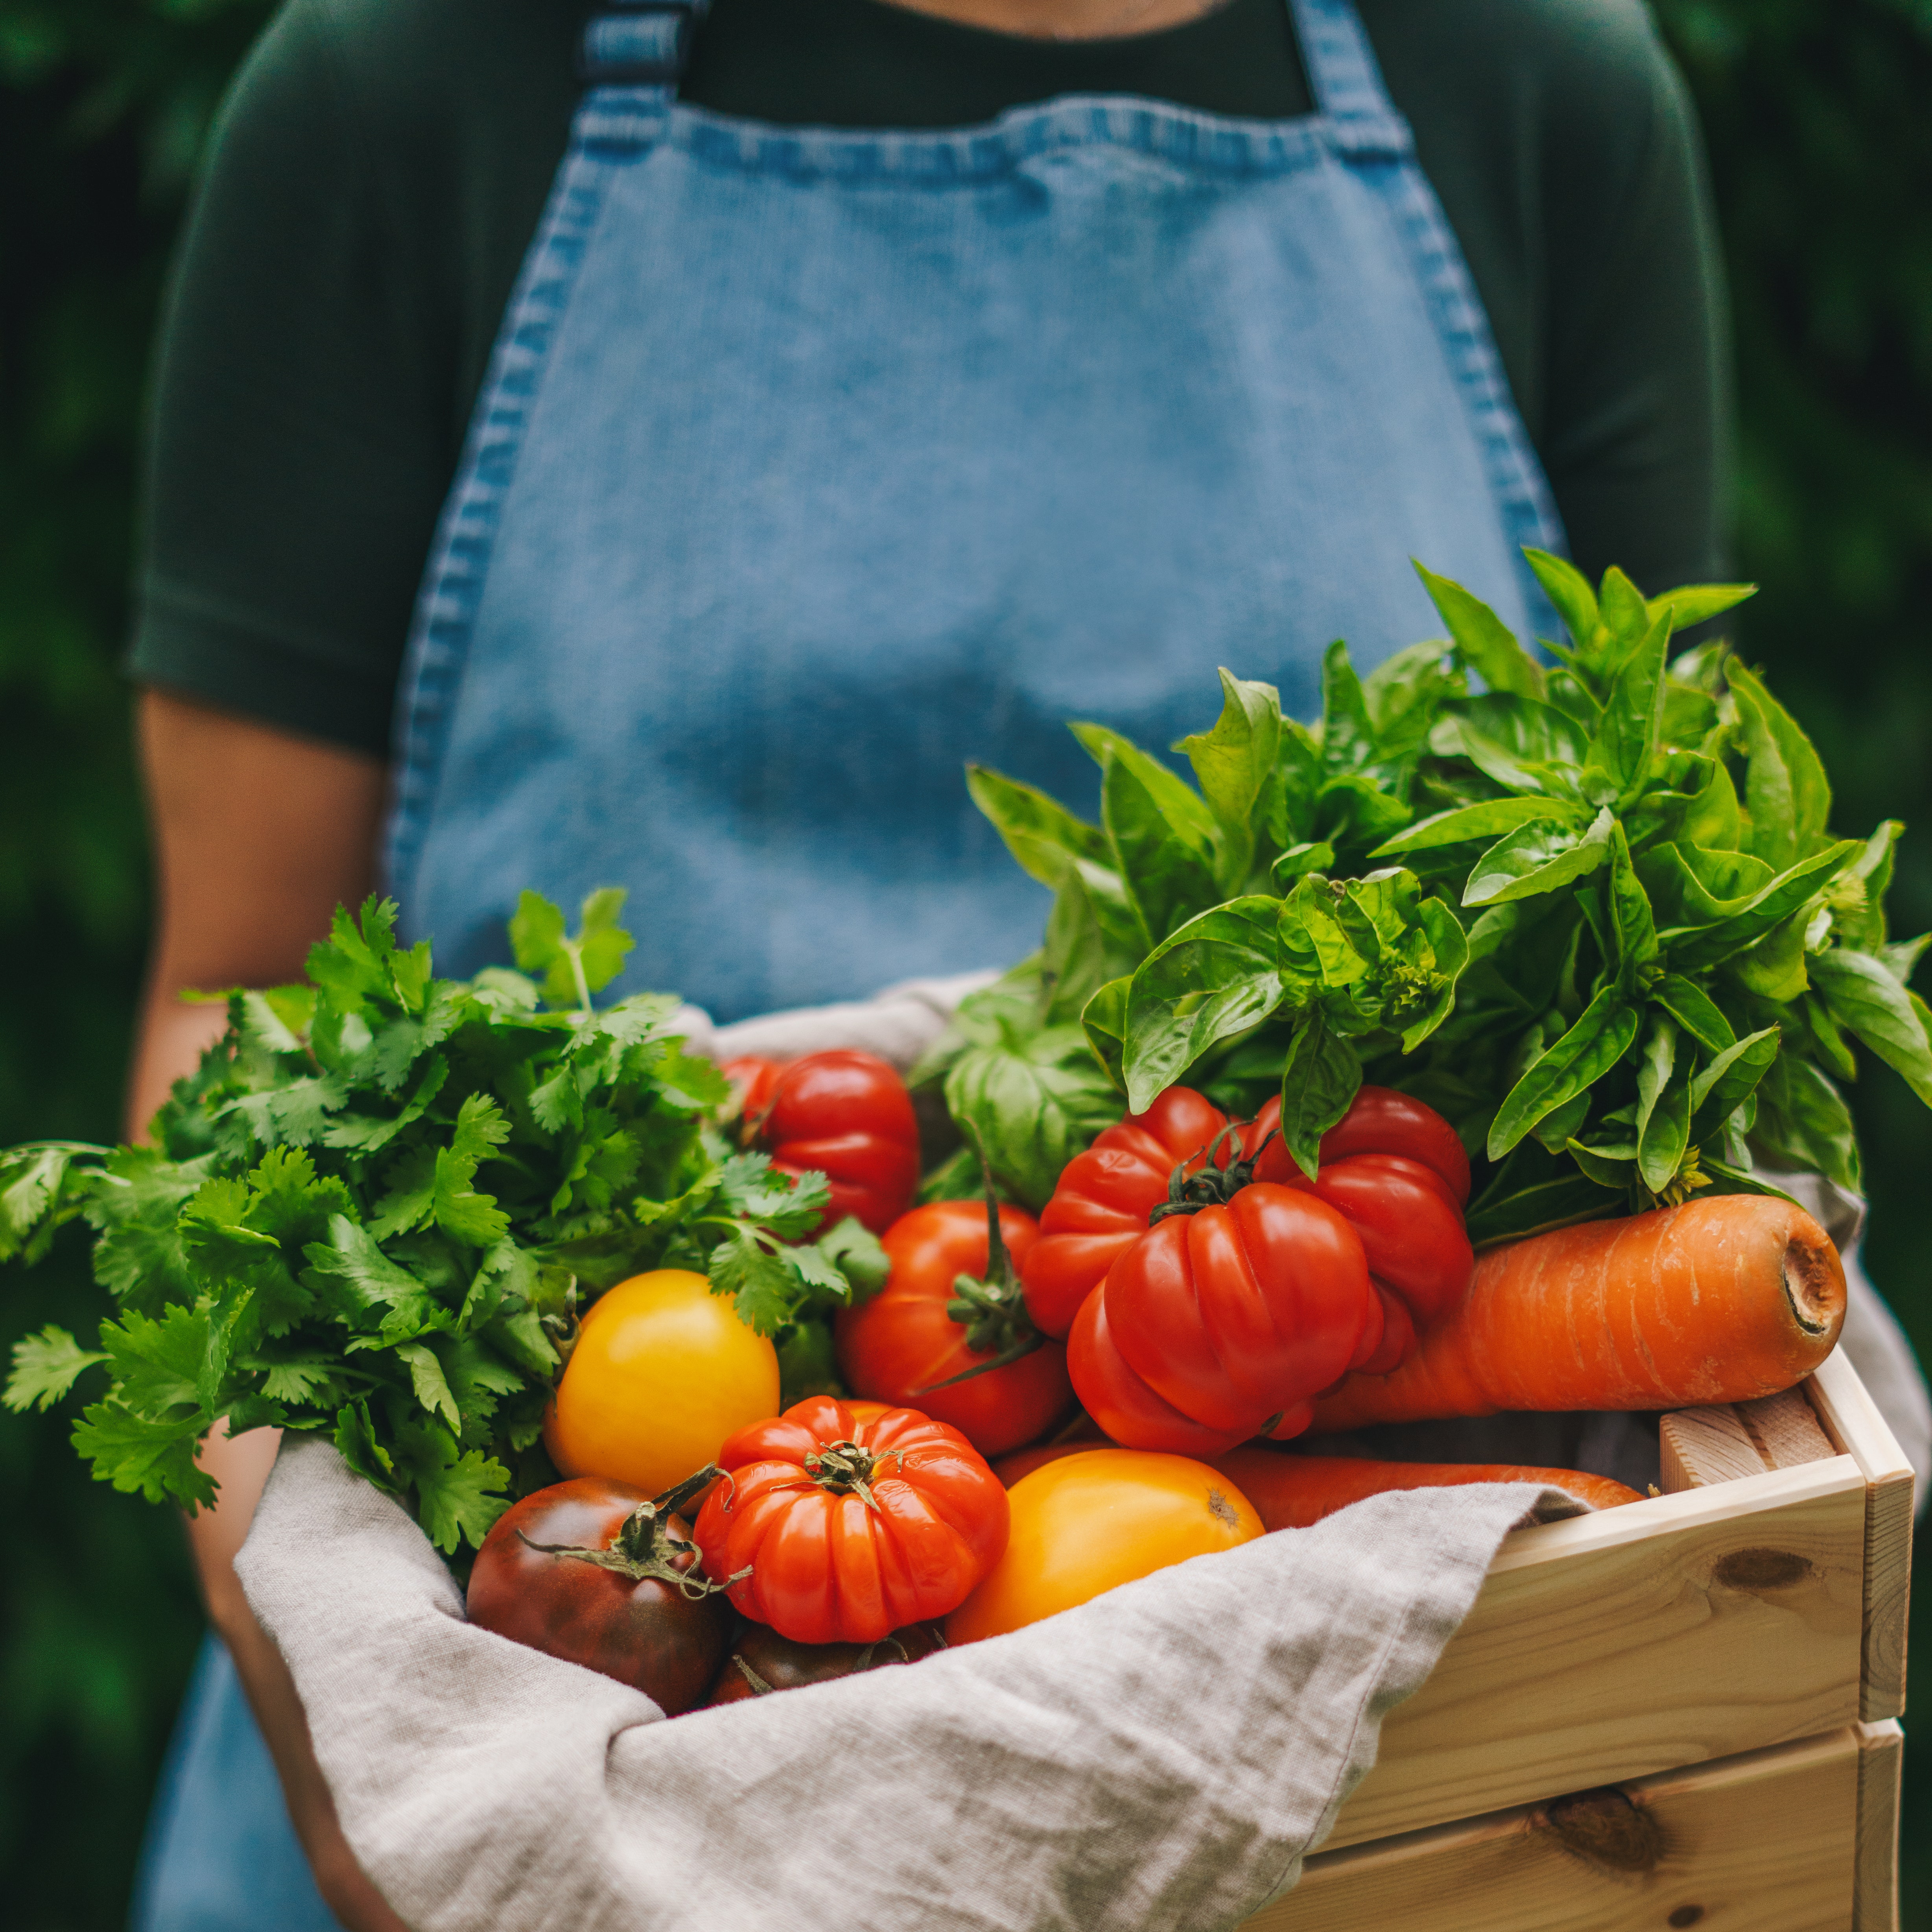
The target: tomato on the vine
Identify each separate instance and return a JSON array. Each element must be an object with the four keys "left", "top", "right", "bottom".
[
  {"left": 693, "top": 1396, "right": 1008, "bottom": 1644},
  {"left": 723, "top": 1050, "right": 920, "bottom": 1235},
  {"left": 466, "top": 1471, "right": 731, "bottom": 1716},
  {"left": 837, "top": 1195, "right": 1071, "bottom": 1459}
]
